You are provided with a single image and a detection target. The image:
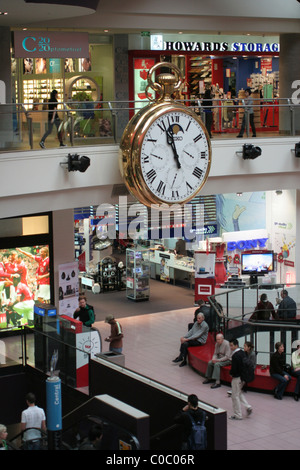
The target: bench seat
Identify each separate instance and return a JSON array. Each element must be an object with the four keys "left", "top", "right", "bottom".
[{"left": 187, "top": 333, "right": 297, "bottom": 394}]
